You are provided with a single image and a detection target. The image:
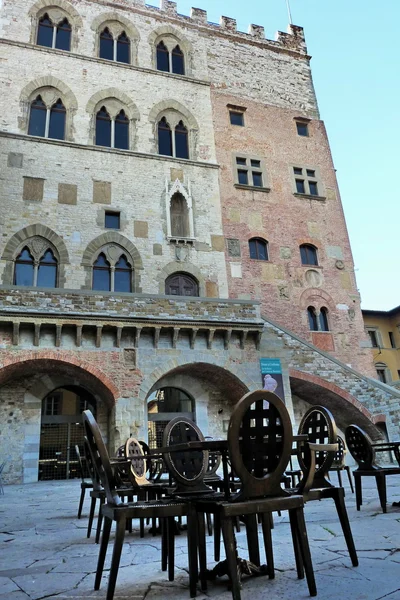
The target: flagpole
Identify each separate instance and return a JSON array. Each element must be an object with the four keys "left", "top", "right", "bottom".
[{"left": 286, "top": 0, "right": 293, "bottom": 24}]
